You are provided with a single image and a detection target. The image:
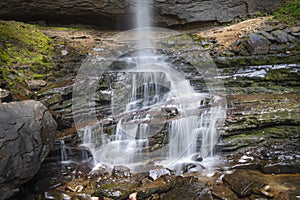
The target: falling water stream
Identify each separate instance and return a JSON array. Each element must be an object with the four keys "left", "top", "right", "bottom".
[{"left": 77, "top": 0, "right": 226, "bottom": 173}]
